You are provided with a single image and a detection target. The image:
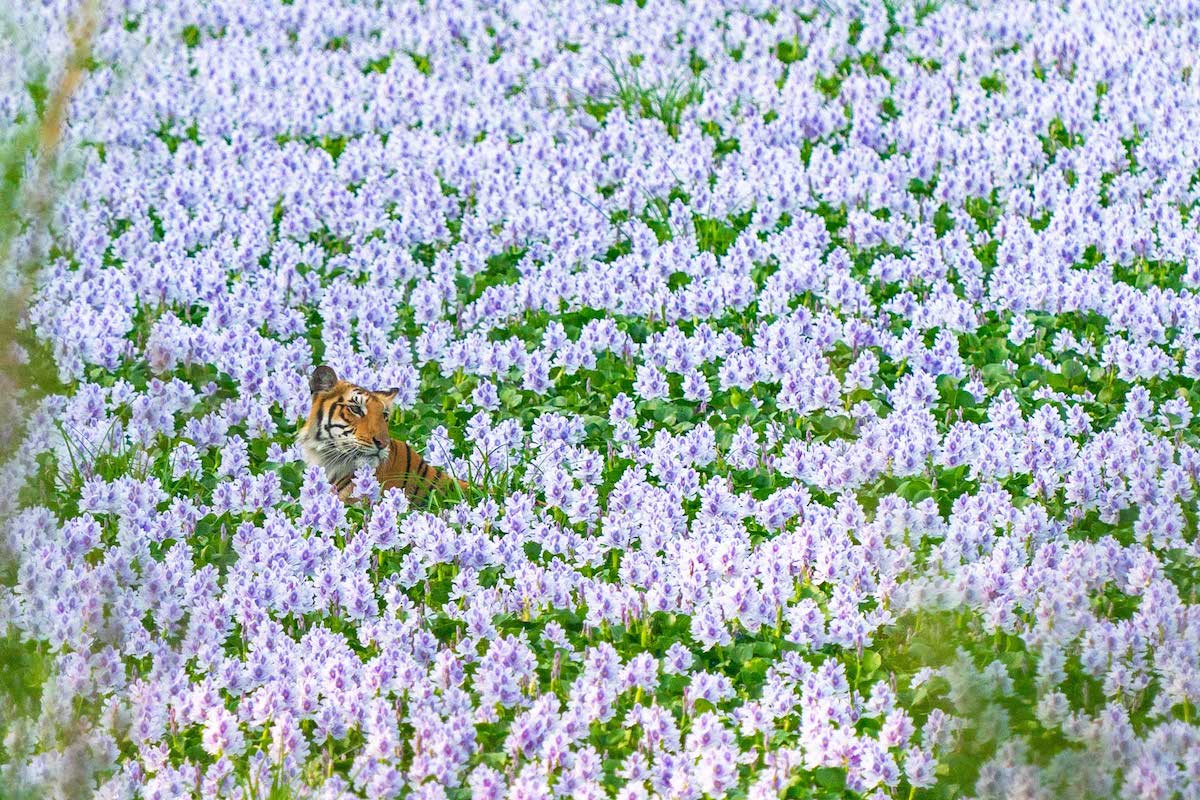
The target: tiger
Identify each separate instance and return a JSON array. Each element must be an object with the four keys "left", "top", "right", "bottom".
[{"left": 297, "top": 365, "right": 467, "bottom": 504}]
